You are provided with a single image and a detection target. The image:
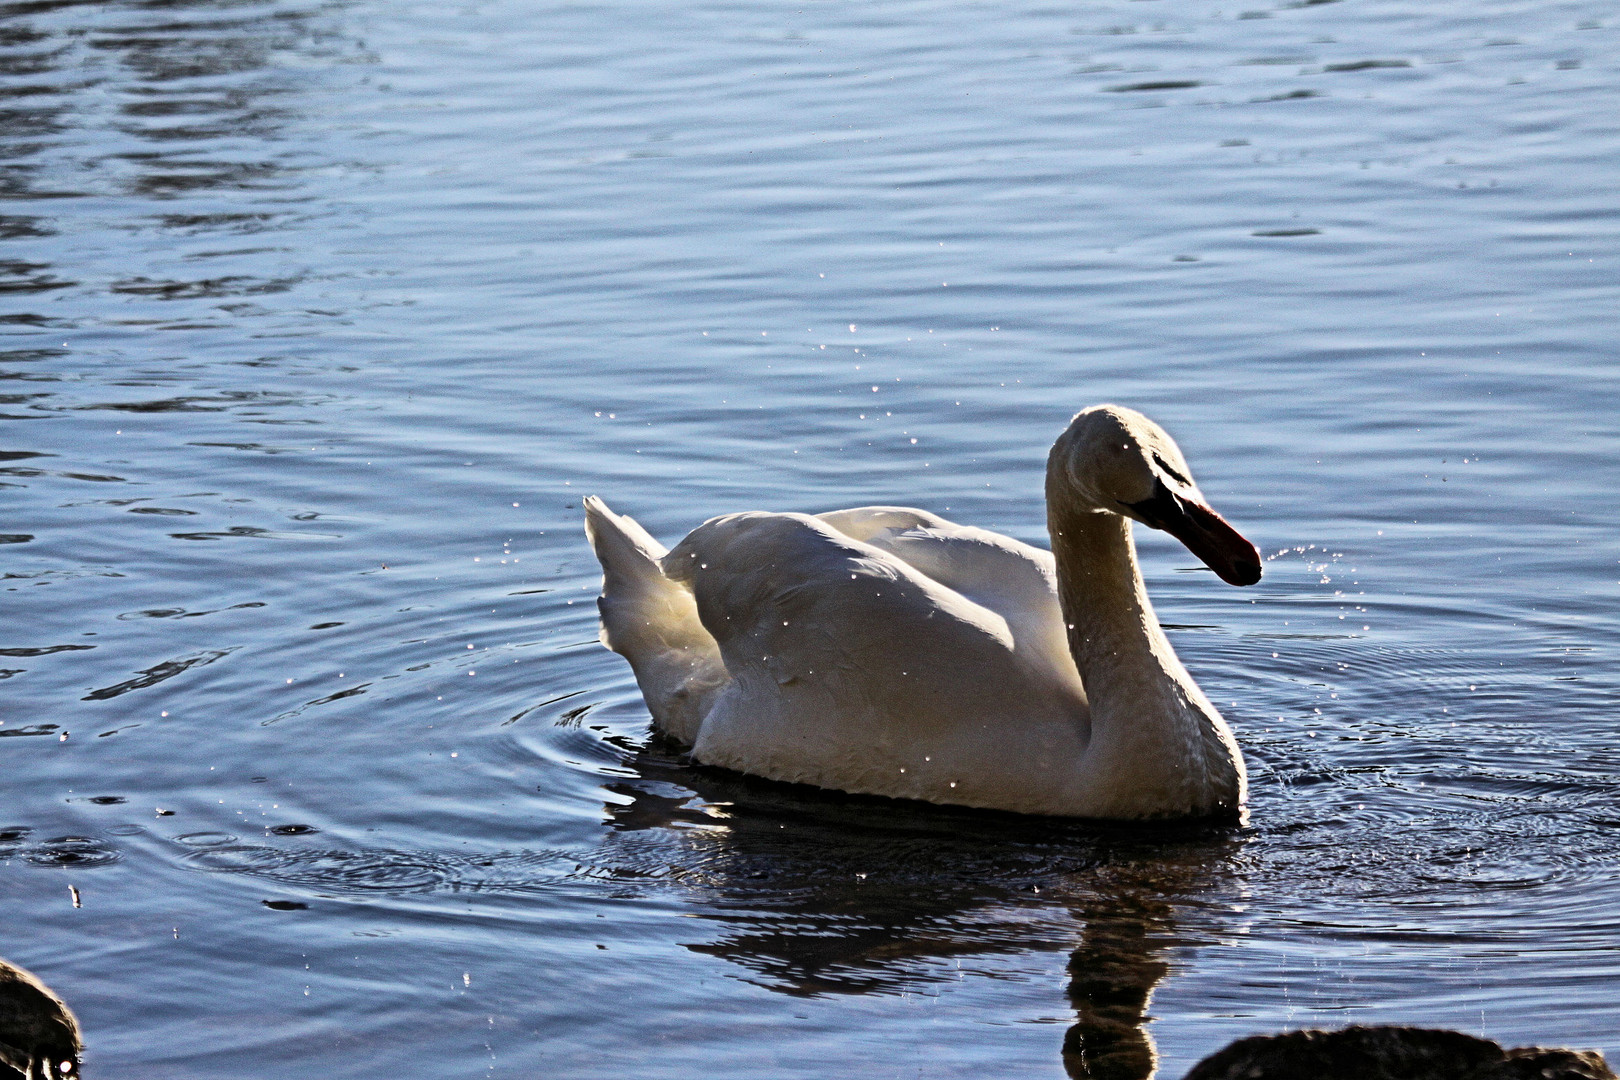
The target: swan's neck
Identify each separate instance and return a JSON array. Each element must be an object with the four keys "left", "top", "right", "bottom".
[{"left": 1048, "top": 506, "right": 1244, "bottom": 818}]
